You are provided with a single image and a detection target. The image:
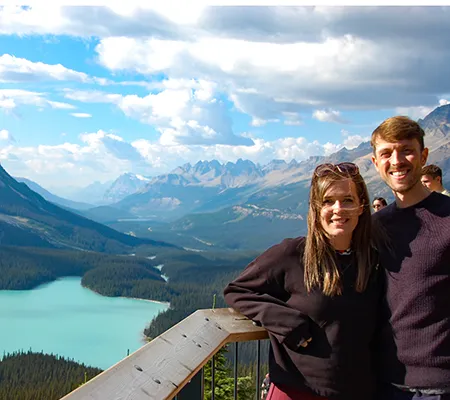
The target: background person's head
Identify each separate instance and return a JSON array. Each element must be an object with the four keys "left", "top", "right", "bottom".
[
  {"left": 421, "top": 164, "right": 444, "bottom": 192},
  {"left": 371, "top": 116, "right": 428, "bottom": 199},
  {"left": 372, "top": 197, "right": 387, "bottom": 212},
  {"left": 304, "top": 162, "right": 372, "bottom": 296}
]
